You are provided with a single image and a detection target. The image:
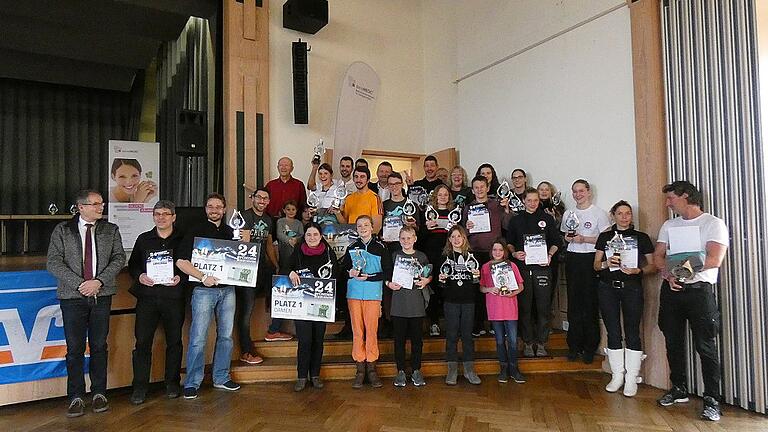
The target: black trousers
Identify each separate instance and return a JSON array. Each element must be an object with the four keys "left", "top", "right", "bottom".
[
  {"left": 658, "top": 281, "right": 721, "bottom": 399},
  {"left": 392, "top": 316, "right": 424, "bottom": 370},
  {"left": 295, "top": 320, "right": 326, "bottom": 379},
  {"left": 473, "top": 251, "right": 490, "bottom": 331},
  {"left": 132, "top": 295, "right": 185, "bottom": 391},
  {"left": 598, "top": 280, "right": 643, "bottom": 350},
  {"left": 236, "top": 286, "right": 256, "bottom": 353},
  {"left": 426, "top": 285, "right": 443, "bottom": 325},
  {"left": 565, "top": 252, "right": 600, "bottom": 354},
  {"left": 60, "top": 296, "right": 112, "bottom": 401},
  {"left": 444, "top": 302, "right": 474, "bottom": 362},
  {"left": 518, "top": 267, "right": 552, "bottom": 345}
]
